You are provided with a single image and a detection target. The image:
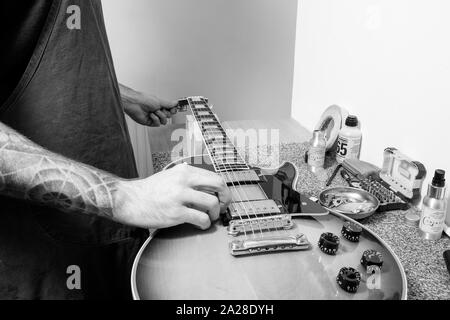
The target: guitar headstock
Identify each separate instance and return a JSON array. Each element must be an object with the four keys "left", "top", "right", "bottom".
[{"left": 177, "top": 96, "right": 209, "bottom": 112}]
